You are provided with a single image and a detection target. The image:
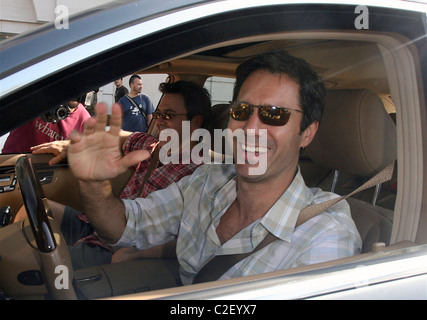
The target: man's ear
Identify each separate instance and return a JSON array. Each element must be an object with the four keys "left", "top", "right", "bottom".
[
  {"left": 190, "top": 115, "right": 203, "bottom": 130},
  {"left": 300, "top": 121, "right": 319, "bottom": 149}
]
